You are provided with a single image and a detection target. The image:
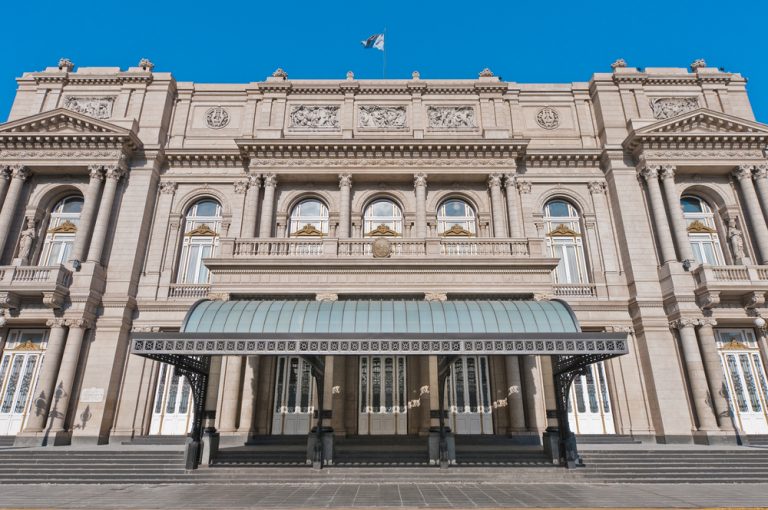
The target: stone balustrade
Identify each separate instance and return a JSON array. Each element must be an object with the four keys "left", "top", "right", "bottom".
[
  {"left": 691, "top": 264, "right": 768, "bottom": 308},
  {"left": 0, "top": 265, "right": 72, "bottom": 310}
]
